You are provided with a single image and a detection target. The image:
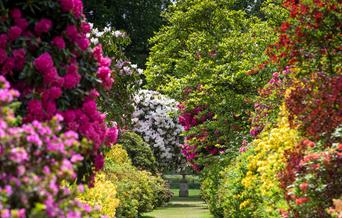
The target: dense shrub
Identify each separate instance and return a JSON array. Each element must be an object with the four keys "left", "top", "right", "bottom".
[
  {"left": 200, "top": 160, "right": 226, "bottom": 217},
  {"left": 0, "top": 76, "right": 101, "bottom": 217},
  {"left": 118, "top": 131, "right": 158, "bottom": 173},
  {"left": 103, "top": 145, "right": 172, "bottom": 218},
  {"left": 241, "top": 107, "right": 300, "bottom": 217},
  {"left": 217, "top": 150, "right": 254, "bottom": 218},
  {"left": 88, "top": 25, "right": 143, "bottom": 128},
  {"left": 200, "top": 1, "right": 341, "bottom": 217},
  {"left": 132, "top": 90, "right": 184, "bottom": 170},
  {"left": 77, "top": 173, "right": 120, "bottom": 218},
  {"left": 0, "top": 0, "right": 119, "bottom": 183}
]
